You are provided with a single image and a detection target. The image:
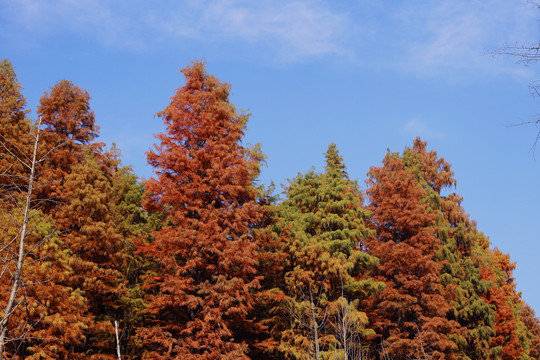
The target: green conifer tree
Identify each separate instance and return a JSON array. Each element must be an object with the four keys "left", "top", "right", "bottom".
[
  {"left": 112, "top": 163, "right": 160, "bottom": 359},
  {"left": 521, "top": 304, "right": 540, "bottom": 359},
  {"left": 277, "top": 144, "right": 381, "bottom": 359}
]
